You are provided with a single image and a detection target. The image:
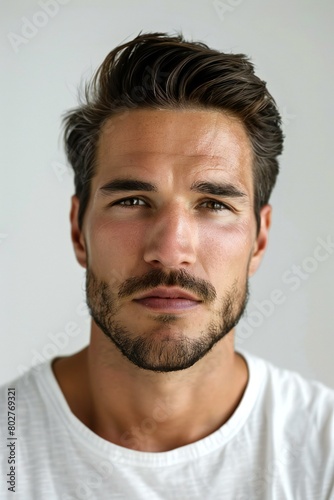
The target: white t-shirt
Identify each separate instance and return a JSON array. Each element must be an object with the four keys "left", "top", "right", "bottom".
[{"left": 0, "top": 350, "right": 333, "bottom": 500}]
